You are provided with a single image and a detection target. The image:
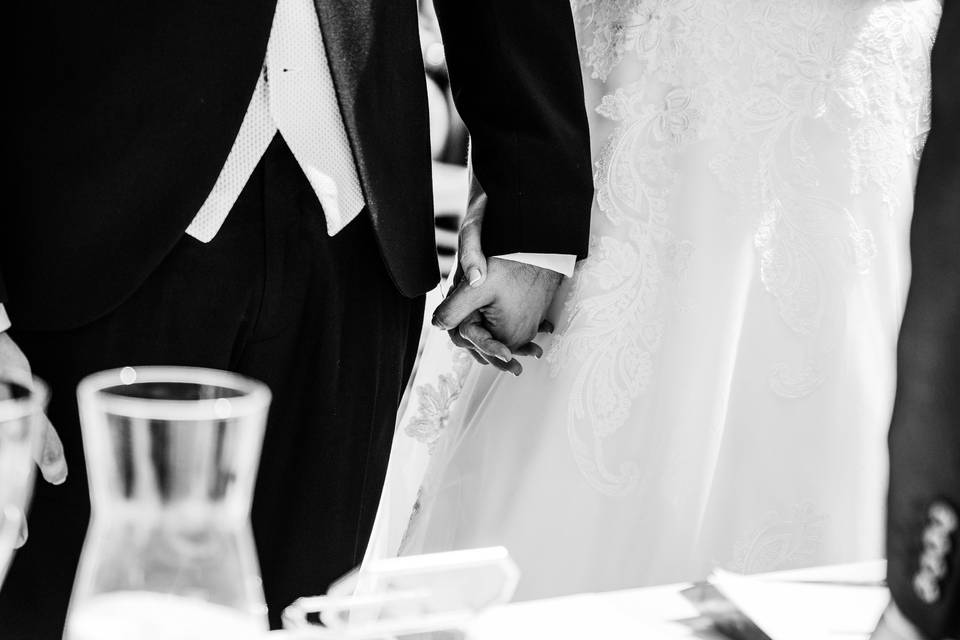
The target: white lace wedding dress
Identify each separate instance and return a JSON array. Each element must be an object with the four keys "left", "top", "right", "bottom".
[{"left": 366, "top": 0, "right": 942, "bottom": 600}]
